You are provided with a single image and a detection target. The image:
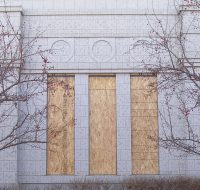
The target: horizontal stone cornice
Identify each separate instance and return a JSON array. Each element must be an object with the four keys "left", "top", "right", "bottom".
[{"left": 23, "top": 9, "right": 178, "bottom": 16}]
